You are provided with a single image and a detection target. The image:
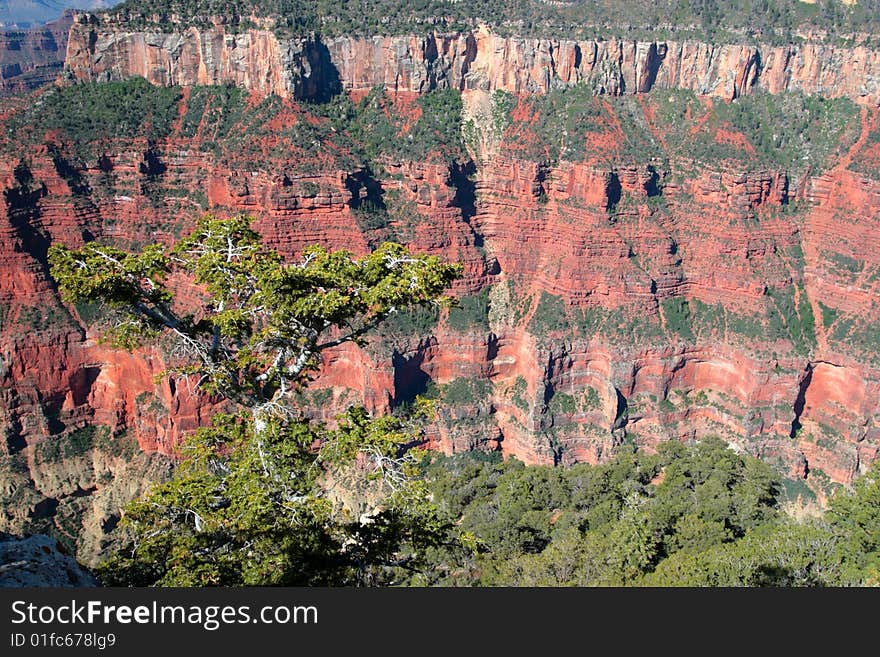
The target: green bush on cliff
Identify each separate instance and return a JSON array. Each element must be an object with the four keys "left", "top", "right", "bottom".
[
  {"left": 447, "top": 288, "right": 490, "bottom": 332},
  {"left": 548, "top": 391, "right": 576, "bottom": 415},
  {"left": 9, "top": 79, "right": 181, "bottom": 157},
  {"left": 297, "top": 86, "right": 467, "bottom": 166},
  {"left": 528, "top": 291, "right": 569, "bottom": 335},
  {"left": 410, "top": 90, "right": 466, "bottom": 160},
  {"left": 441, "top": 377, "right": 491, "bottom": 406},
  {"left": 376, "top": 304, "right": 440, "bottom": 339},
  {"left": 661, "top": 296, "right": 694, "bottom": 341},
  {"left": 510, "top": 375, "right": 530, "bottom": 413},
  {"left": 33, "top": 426, "right": 99, "bottom": 463},
  {"left": 765, "top": 284, "right": 816, "bottom": 354}
]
